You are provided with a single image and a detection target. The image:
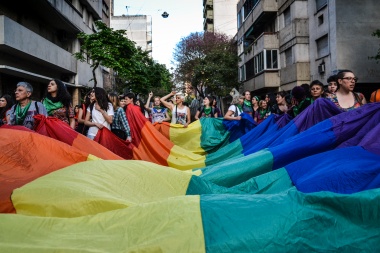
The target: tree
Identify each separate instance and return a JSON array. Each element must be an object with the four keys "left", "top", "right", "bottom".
[
  {"left": 74, "top": 20, "right": 136, "bottom": 87},
  {"left": 173, "top": 31, "right": 239, "bottom": 98},
  {"left": 74, "top": 21, "right": 173, "bottom": 94},
  {"left": 123, "top": 47, "right": 173, "bottom": 95}
]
